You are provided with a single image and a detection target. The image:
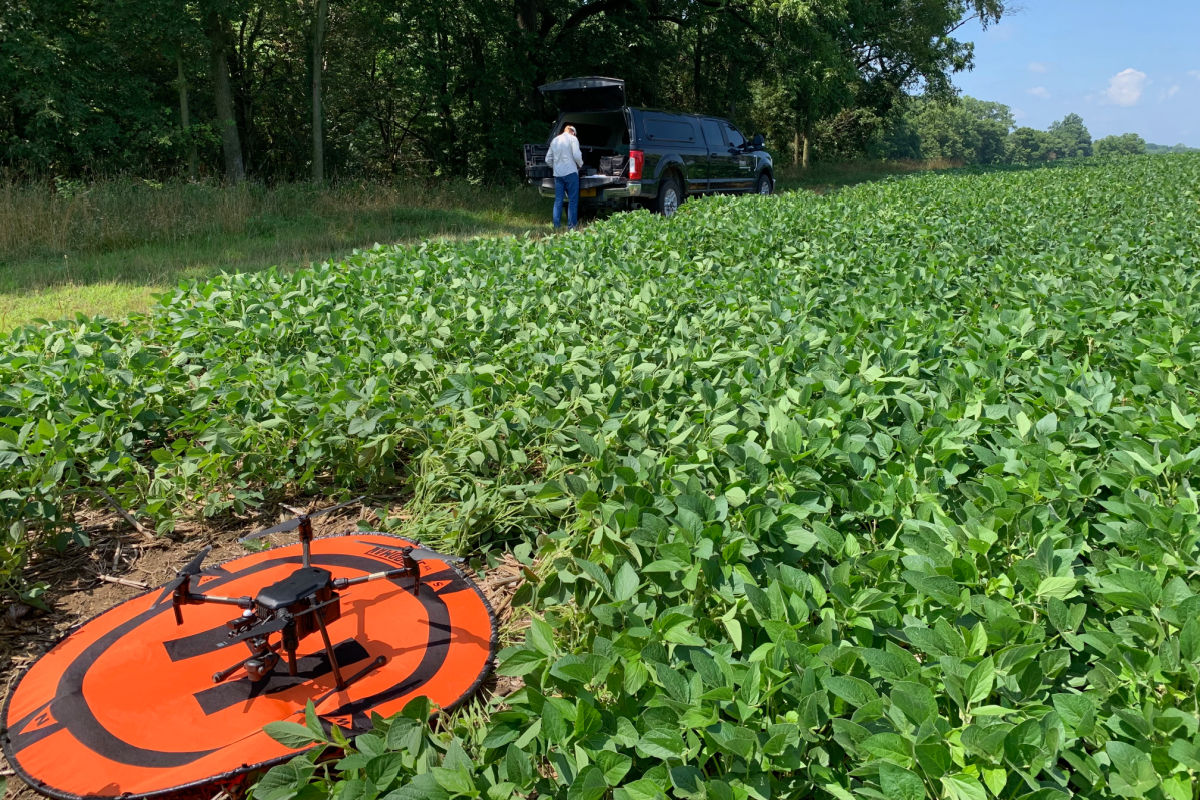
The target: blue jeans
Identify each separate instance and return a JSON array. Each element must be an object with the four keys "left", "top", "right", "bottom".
[{"left": 553, "top": 172, "right": 580, "bottom": 230}]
